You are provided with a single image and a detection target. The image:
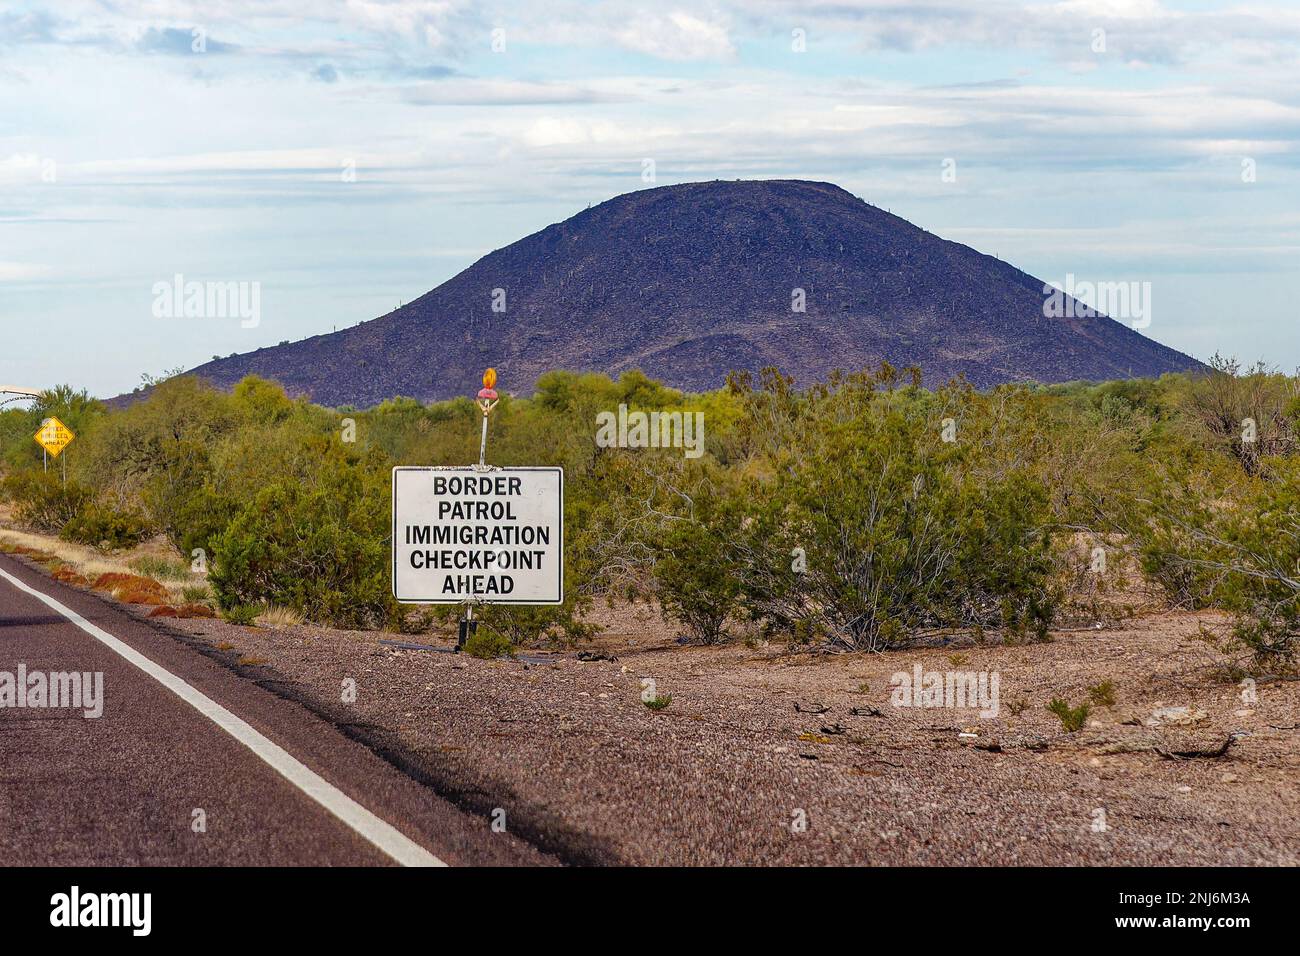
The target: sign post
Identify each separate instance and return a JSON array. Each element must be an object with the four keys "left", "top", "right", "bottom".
[
  {"left": 477, "top": 367, "right": 498, "bottom": 467},
  {"left": 34, "top": 416, "right": 75, "bottom": 482},
  {"left": 391, "top": 370, "right": 564, "bottom": 652}
]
